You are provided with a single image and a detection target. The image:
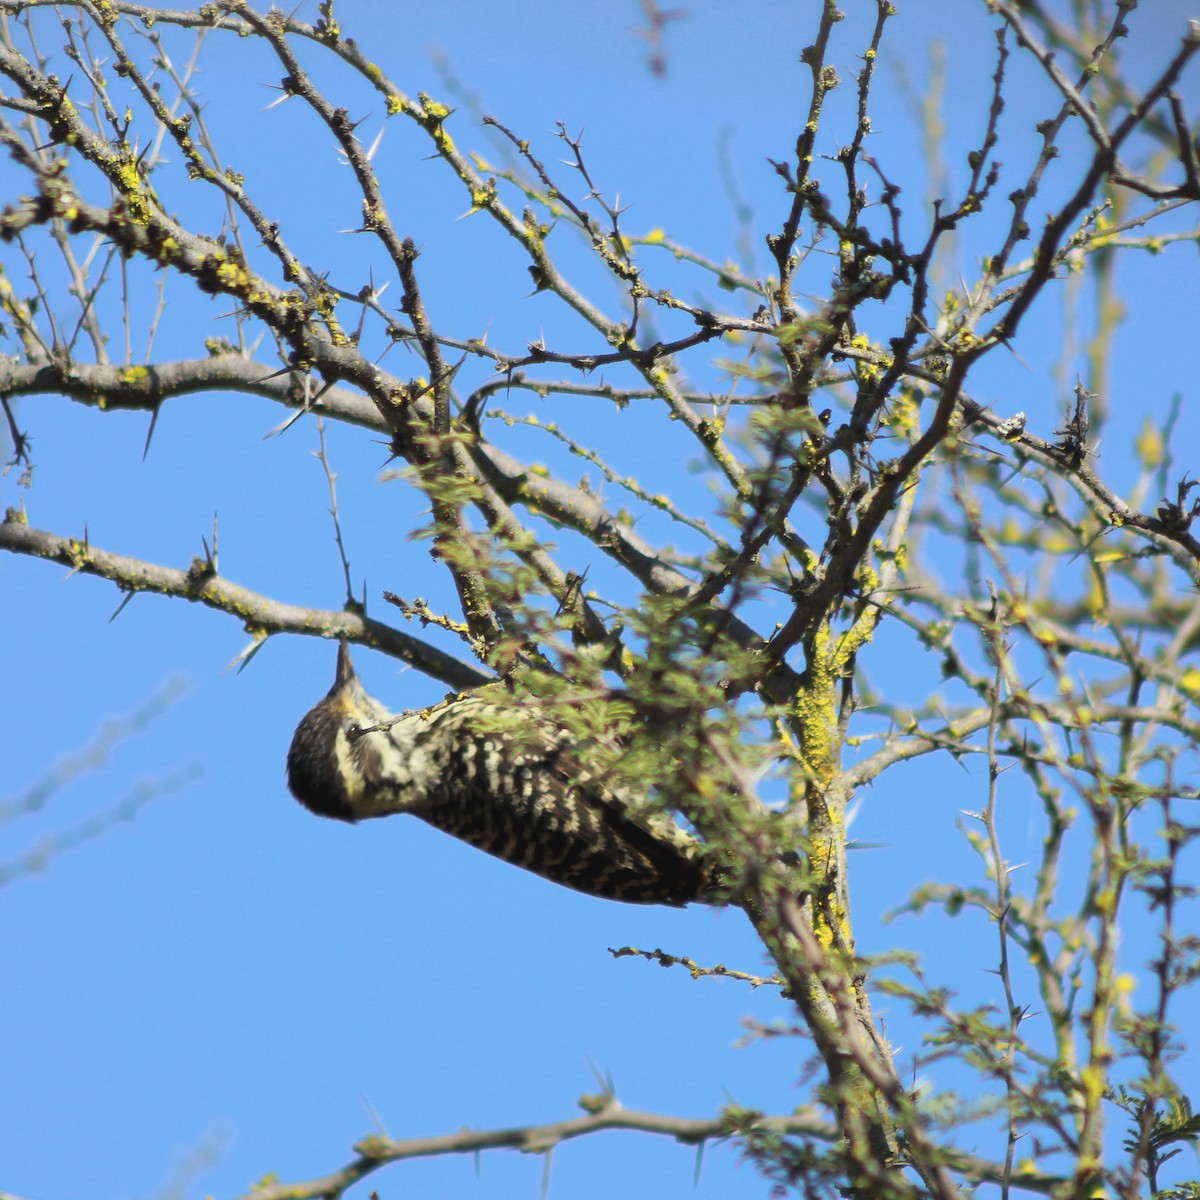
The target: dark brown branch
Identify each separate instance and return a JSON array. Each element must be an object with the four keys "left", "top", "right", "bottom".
[{"left": 960, "top": 397, "right": 1200, "bottom": 570}]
